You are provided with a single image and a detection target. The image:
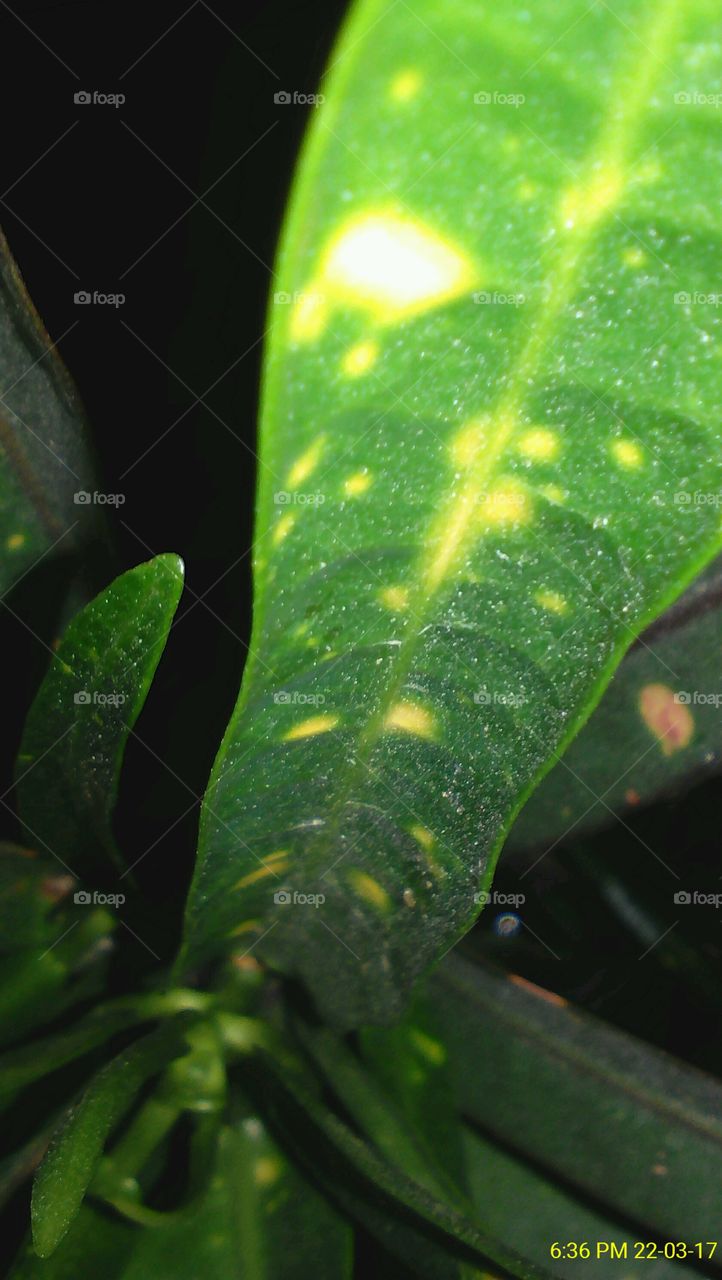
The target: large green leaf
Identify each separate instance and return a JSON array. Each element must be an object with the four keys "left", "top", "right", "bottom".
[
  {"left": 180, "top": 0, "right": 722, "bottom": 1025},
  {"left": 435, "top": 954, "right": 722, "bottom": 1239},
  {"left": 0, "top": 229, "right": 100, "bottom": 596},
  {"left": 510, "top": 553, "right": 722, "bottom": 849},
  {"left": 16, "top": 555, "right": 183, "bottom": 873}
]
